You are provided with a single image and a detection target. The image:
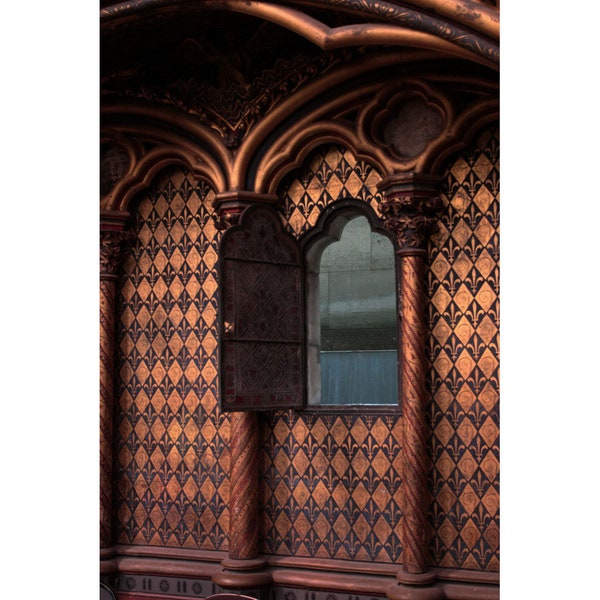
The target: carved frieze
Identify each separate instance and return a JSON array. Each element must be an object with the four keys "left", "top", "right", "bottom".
[{"left": 109, "top": 49, "right": 360, "bottom": 148}]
